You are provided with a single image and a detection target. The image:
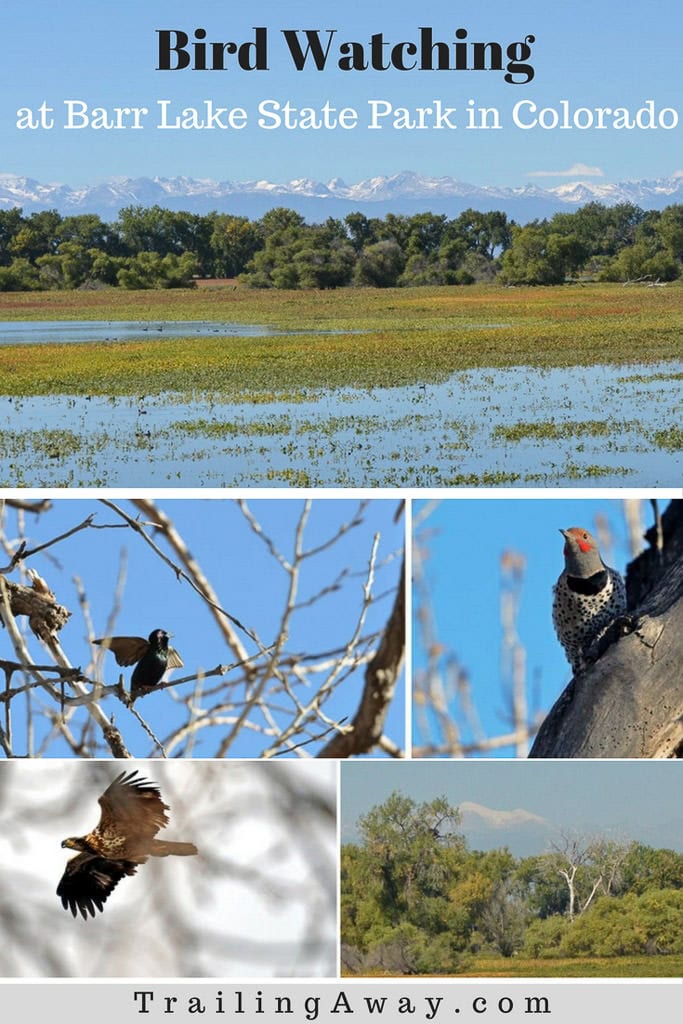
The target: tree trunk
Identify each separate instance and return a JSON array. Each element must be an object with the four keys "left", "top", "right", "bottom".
[{"left": 530, "top": 500, "right": 683, "bottom": 759}]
